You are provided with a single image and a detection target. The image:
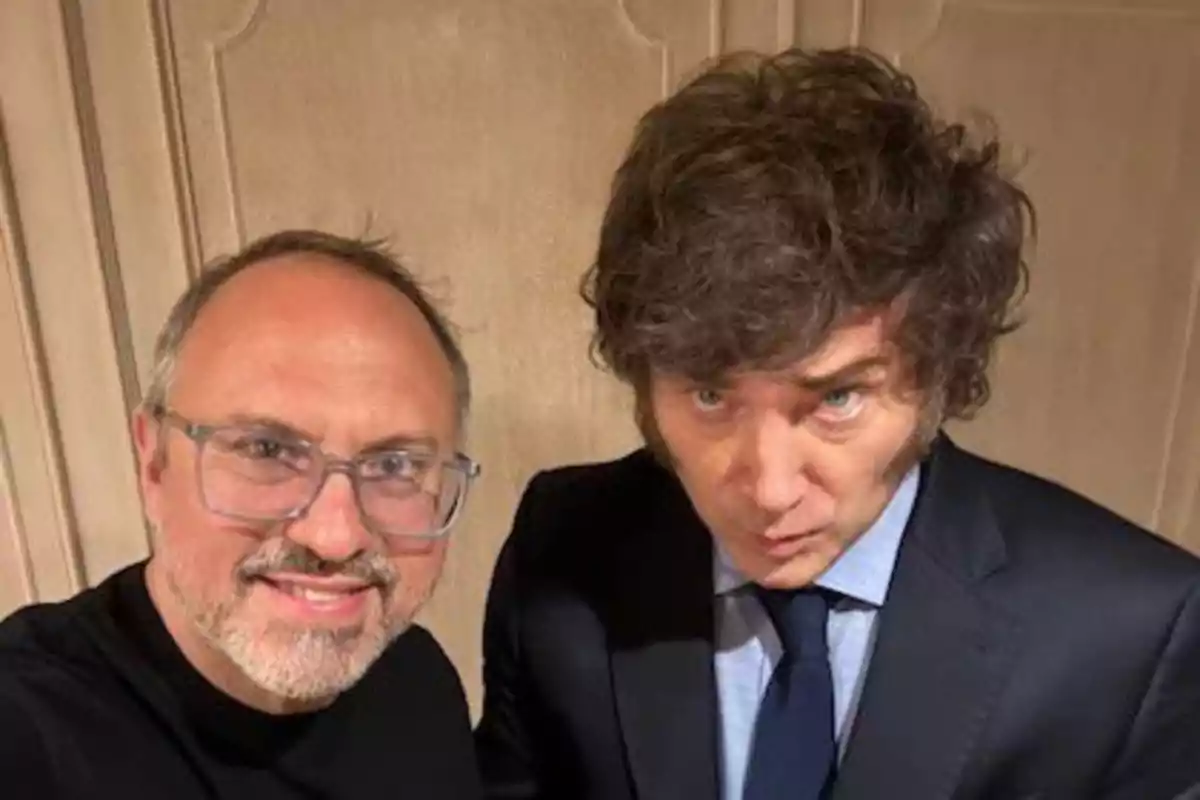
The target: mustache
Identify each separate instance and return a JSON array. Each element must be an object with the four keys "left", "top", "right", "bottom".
[{"left": 236, "top": 541, "right": 396, "bottom": 589}]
